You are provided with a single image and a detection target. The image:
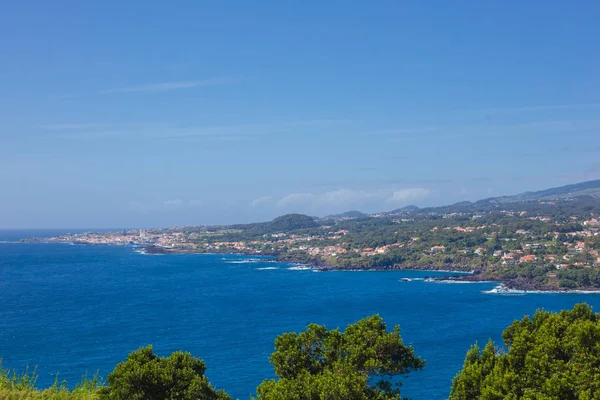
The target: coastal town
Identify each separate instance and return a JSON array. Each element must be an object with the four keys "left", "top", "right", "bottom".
[
  {"left": 28, "top": 214, "right": 600, "bottom": 267},
  {"left": 24, "top": 195, "right": 600, "bottom": 291}
]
